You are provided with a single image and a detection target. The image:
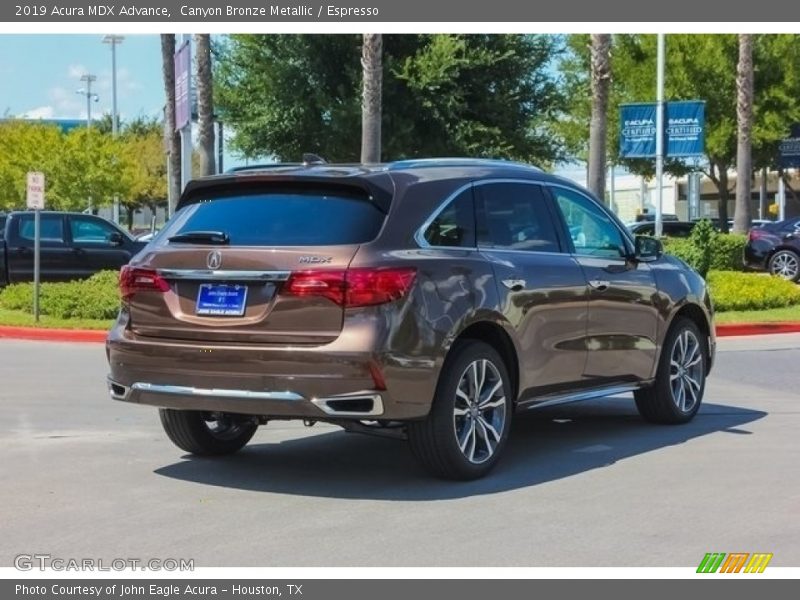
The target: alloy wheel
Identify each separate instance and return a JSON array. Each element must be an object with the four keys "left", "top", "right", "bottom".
[
  {"left": 669, "top": 330, "right": 704, "bottom": 413},
  {"left": 453, "top": 359, "right": 507, "bottom": 464},
  {"left": 770, "top": 251, "right": 799, "bottom": 280}
]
